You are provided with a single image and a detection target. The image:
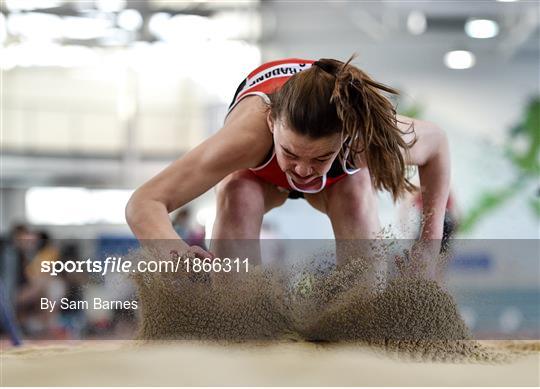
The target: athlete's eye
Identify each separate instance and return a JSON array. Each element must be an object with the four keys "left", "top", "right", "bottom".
[
  {"left": 283, "top": 150, "right": 297, "bottom": 159},
  {"left": 315, "top": 157, "right": 331, "bottom": 163}
]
